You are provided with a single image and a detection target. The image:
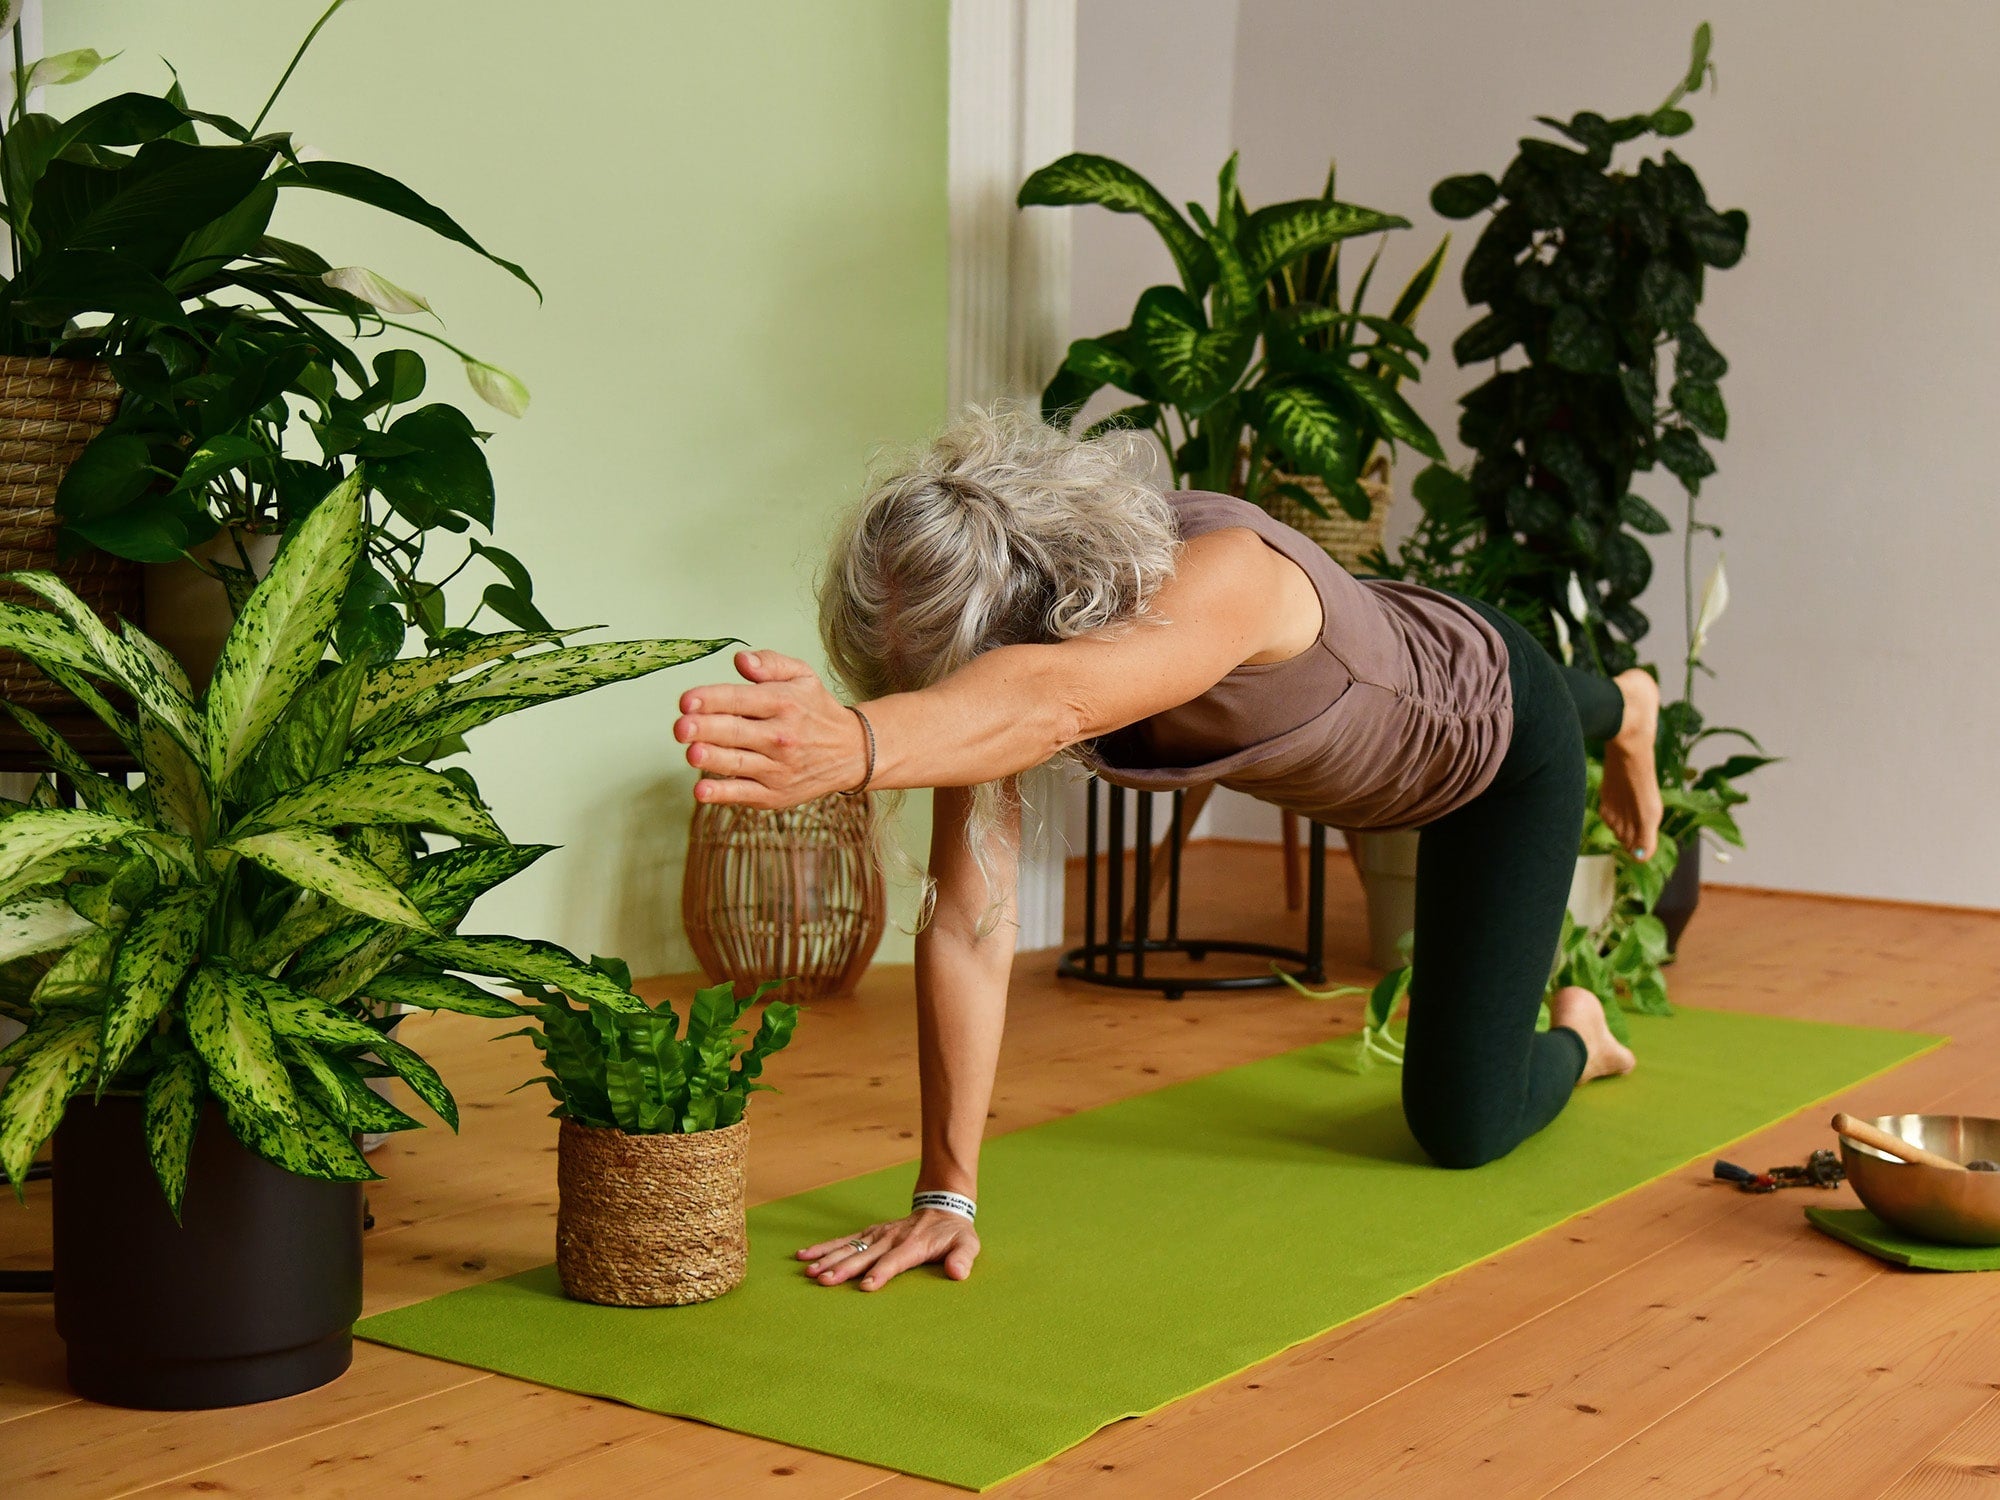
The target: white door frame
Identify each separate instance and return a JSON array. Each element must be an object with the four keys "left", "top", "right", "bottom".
[{"left": 947, "top": 0, "right": 1076, "bottom": 951}]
